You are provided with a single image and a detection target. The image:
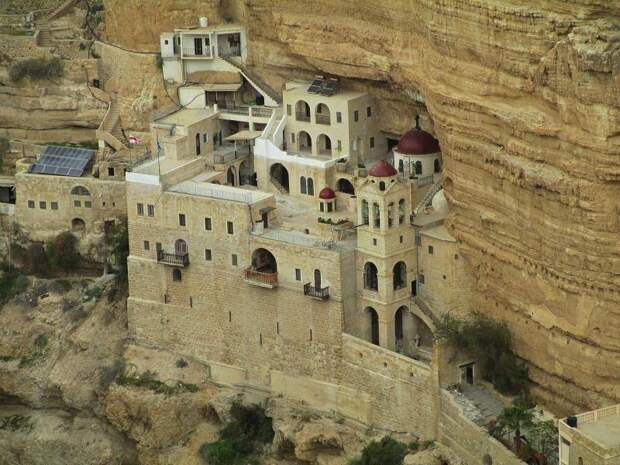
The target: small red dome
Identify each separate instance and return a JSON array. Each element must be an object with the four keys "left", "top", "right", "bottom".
[
  {"left": 368, "top": 160, "right": 397, "bottom": 177},
  {"left": 397, "top": 129, "right": 440, "bottom": 155},
  {"left": 319, "top": 187, "right": 336, "bottom": 199}
]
